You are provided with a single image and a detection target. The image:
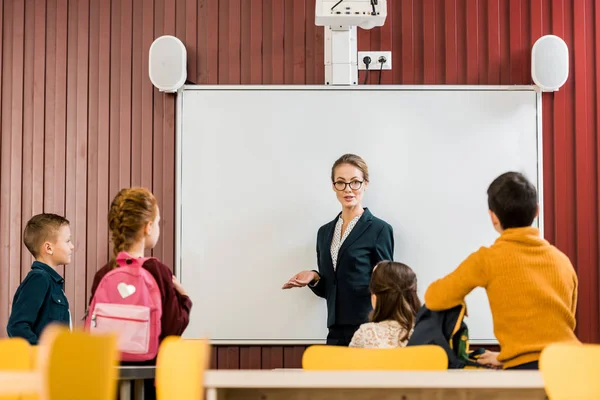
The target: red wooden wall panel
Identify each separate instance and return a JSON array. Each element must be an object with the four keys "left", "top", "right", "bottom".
[{"left": 0, "top": 0, "right": 599, "bottom": 369}]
